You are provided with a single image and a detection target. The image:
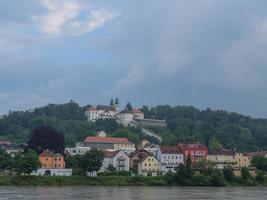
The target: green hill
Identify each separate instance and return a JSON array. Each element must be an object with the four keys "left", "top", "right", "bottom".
[{"left": 0, "top": 101, "right": 266, "bottom": 152}]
